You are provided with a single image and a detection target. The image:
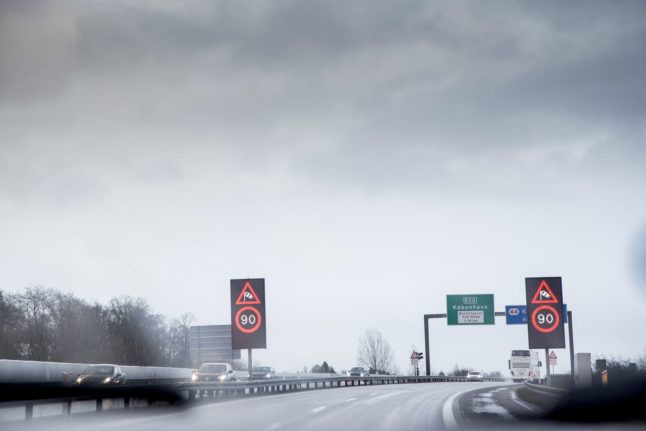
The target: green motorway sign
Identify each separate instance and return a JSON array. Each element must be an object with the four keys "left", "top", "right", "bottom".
[{"left": 447, "top": 294, "right": 495, "bottom": 325}]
